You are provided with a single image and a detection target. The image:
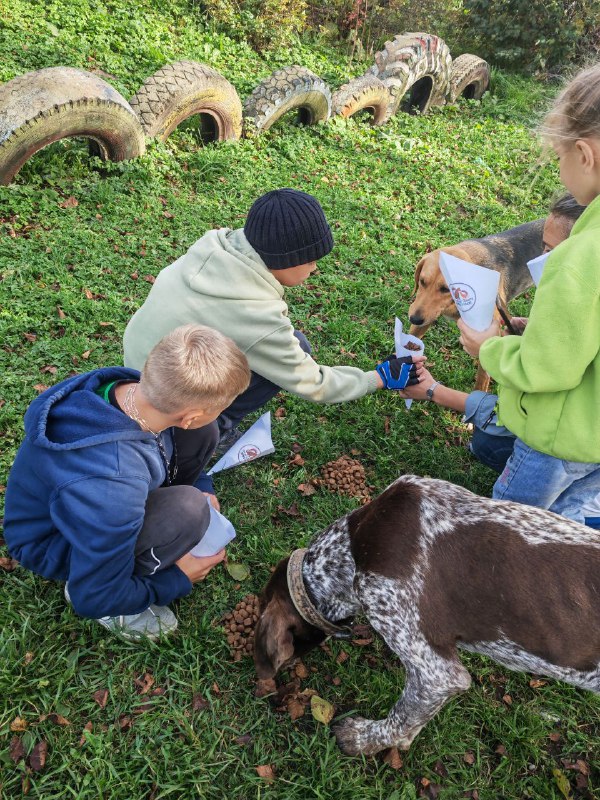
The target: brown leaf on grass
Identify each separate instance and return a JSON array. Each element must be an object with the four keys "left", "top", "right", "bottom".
[
  {"left": 294, "top": 661, "right": 309, "bottom": 679},
  {"left": 384, "top": 416, "right": 391, "bottom": 435},
  {"left": 23, "top": 332, "right": 37, "bottom": 343},
  {"left": 212, "top": 682, "right": 221, "bottom": 695},
  {"left": 10, "top": 717, "right": 27, "bottom": 732},
  {"left": 118, "top": 715, "right": 133, "bottom": 731},
  {"left": 29, "top": 740, "right": 48, "bottom": 771},
  {"left": 352, "top": 637, "right": 374, "bottom": 647},
  {"left": 234, "top": 734, "right": 253, "bottom": 747},
  {"left": 192, "top": 693, "right": 209, "bottom": 711},
  {"left": 502, "top": 694, "right": 512, "bottom": 705},
  {"left": 133, "top": 702, "right": 154, "bottom": 714},
  {"left": 463, "top": 750, "right": 475, "bottom": 765},
  {"left": 286, "top": 697, "right": 306, "bottom": 720},
  {"left": 81, "top": 350, "right": 91, "bottom": 360},
  {"left": 130, "top": 271, "right": 139, "bottom": 280},
  {"left": 142, "top": 274, "right": 156, "bottom": 284},
  {"left": 335, "top": 650, "right": 349, "bottom": 664},
  {"left": 529, "top": 678, "right": 547, "bottom": 688},
  {"left": 22, "top": 775, "right": 31, "bottom": 795},
  {"left": 84, "top": 288, "right": 93, "bottom": 300},
  {"left": 383, "top": 747, "right": 403, "bottom": 770},
  {"left": 44, "top": 713, "right": 70, "bottom": 726},
  {"left": 134, "top": 673, "right": 155, "bottom": 695},
  {"left": 495, "top": 744, "right": 508, "bottom": 756},
  {"left": 297, "top": 482, "right": 316, "bottom": 496},
  {"left": 57, "top": 306, "right": 66, "bottom": 320},
  {"left": 79, "top": 721, "right": 93, "bottom": 746},
  {"left": 548, "top": 732, "right": 562, "bottom": 743},
  {"left": 351, "top": 624, "right": 372, "bottom": 638},
  {"left": 59, "top": 196, "right": 78, "bottom": 209},
  {"left": 433, "top": 759, "right": 448, "bottom": 777},
  {"left": 34, "top": 384, "right": 49, "bottom": 393},
  {"left": 289, "top": 453, "right": 305, "bottom": 466},
  {"left": 23, "top": 652, "right": 34, "bottom": 665},
  {"left": 277, "top": 503, "right": 301, "bottom": 517},
  {"left": 41, "top": 365, "right": 58, "bottom": 374},
  {"left": 256, "top": 764, "right": 275, "bottom": 783},
  {"left": 0, "top": 557, "right": 18, "bottom": 571},
  {"left": 93, "top": 688, "right": 108, "bottom": 709},
  {"left": 274, "top": 407, "right": 286, "bottom": 418},
  {"left": 9, "top": 736, "right": 25, "bottom": 764}
]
